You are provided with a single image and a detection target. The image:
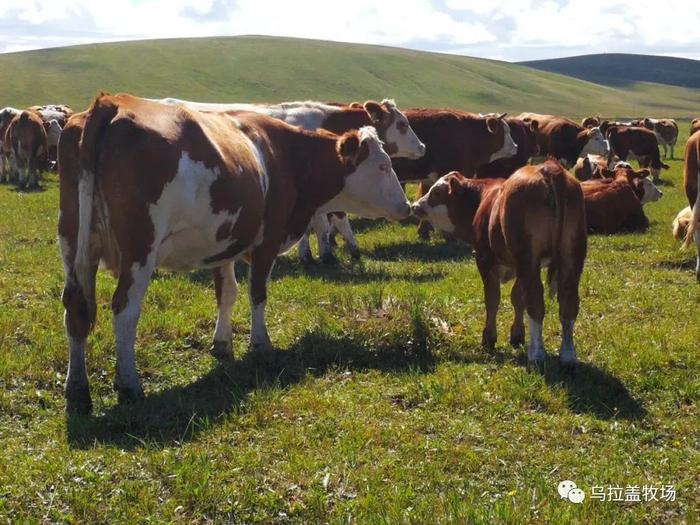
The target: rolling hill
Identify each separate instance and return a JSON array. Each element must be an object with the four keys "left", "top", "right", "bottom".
[
  {"left": 0, "top": 36, "right": 698, "bottom": 118},
  {"left": 521, "top": 53, "right": 700, "bottom": 89}
]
